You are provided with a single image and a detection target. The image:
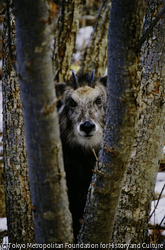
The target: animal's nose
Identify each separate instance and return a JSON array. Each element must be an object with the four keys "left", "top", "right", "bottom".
[{"left": 80, "top": 121, "right": 95, "bottom": 135}]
